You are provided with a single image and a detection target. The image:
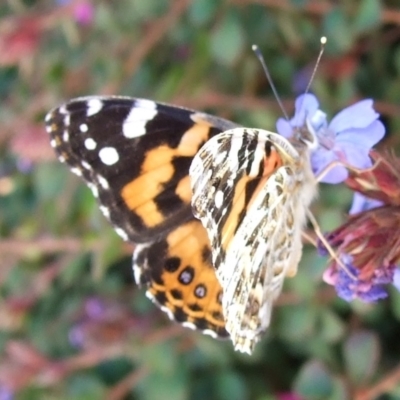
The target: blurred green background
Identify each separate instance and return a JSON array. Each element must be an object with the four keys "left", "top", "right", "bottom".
[{"left": 1, "top": 1, "right": 400, "bottom": 399}]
